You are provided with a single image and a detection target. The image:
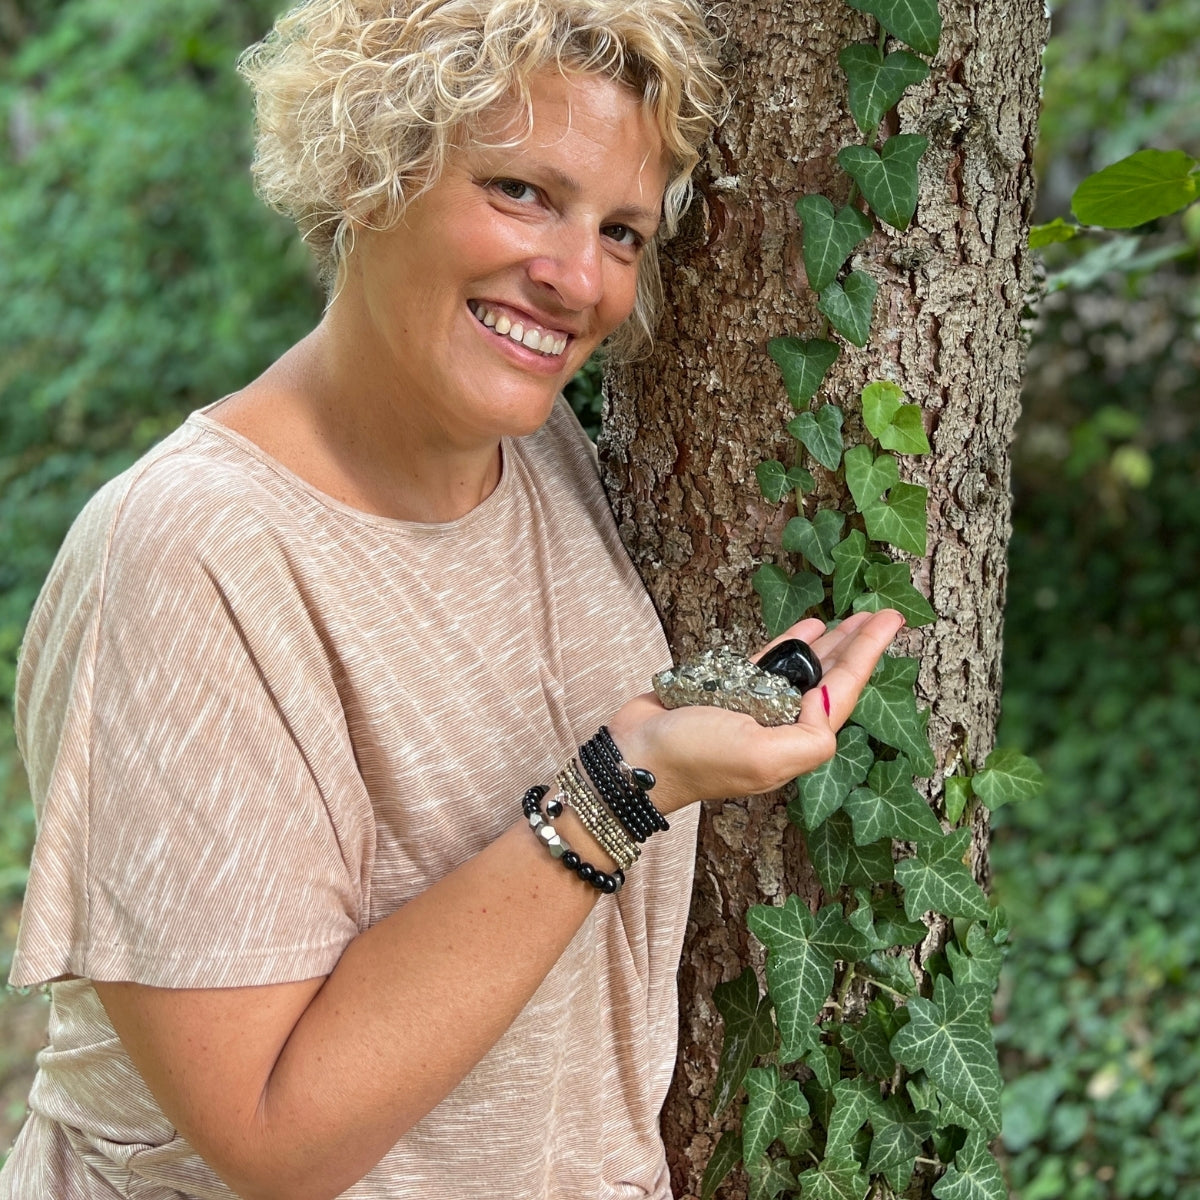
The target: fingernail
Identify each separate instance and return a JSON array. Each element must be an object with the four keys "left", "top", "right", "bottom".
[{"left": 821, "top": 686, "right": 831, "bottom": 717}]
